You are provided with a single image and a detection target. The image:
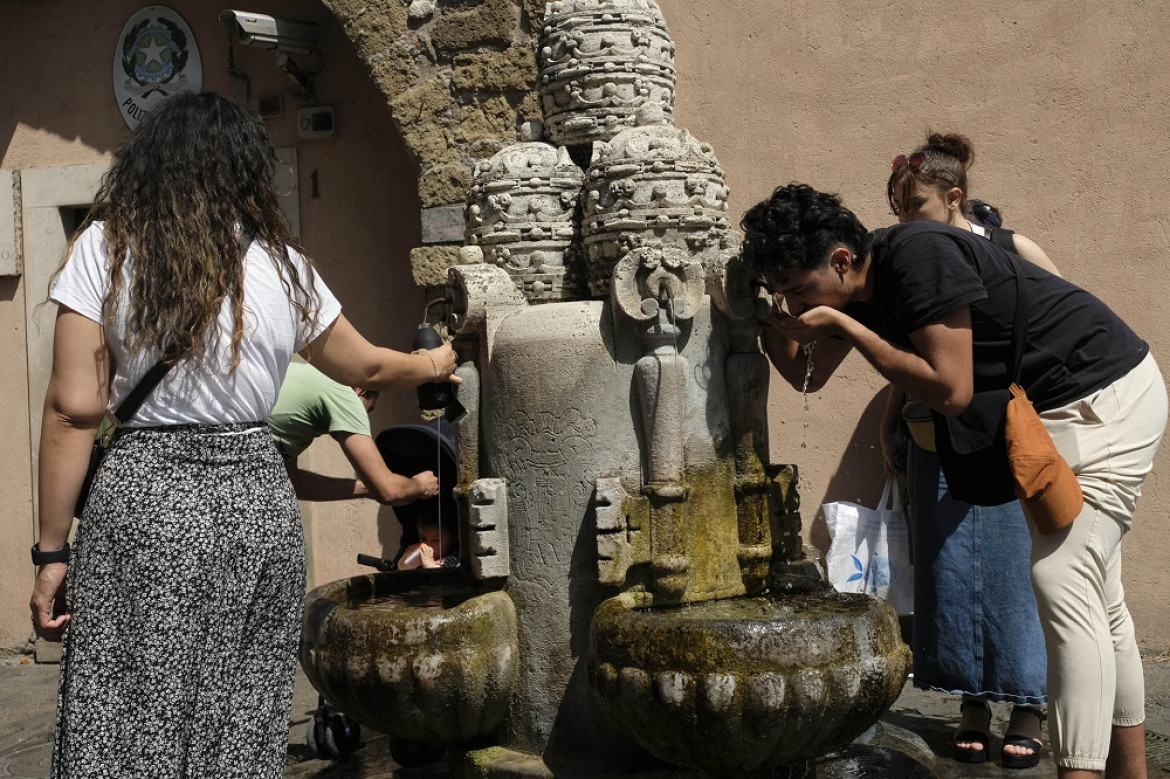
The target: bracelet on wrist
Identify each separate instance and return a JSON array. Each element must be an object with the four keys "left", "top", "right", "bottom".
[
  {"left": 31, "top": 542, "right": 70, "bottom": 566},
  {"left": 423, "top": 353, "right": 439, "bottom": 383}
]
